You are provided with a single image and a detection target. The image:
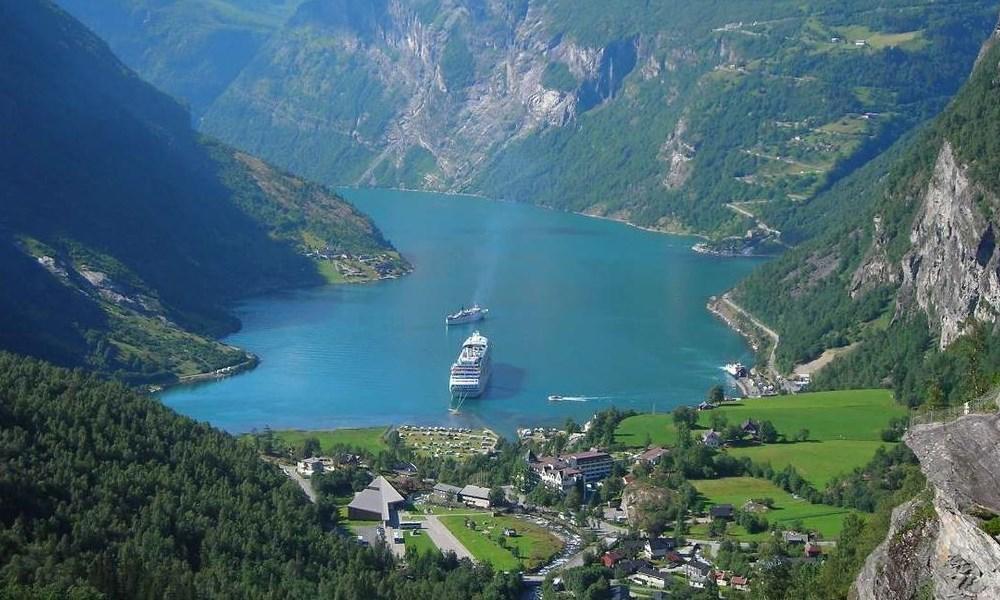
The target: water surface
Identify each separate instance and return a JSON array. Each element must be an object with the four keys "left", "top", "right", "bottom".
[{"left": 162, "top": 189, "right": 764, "bottom": 436}]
